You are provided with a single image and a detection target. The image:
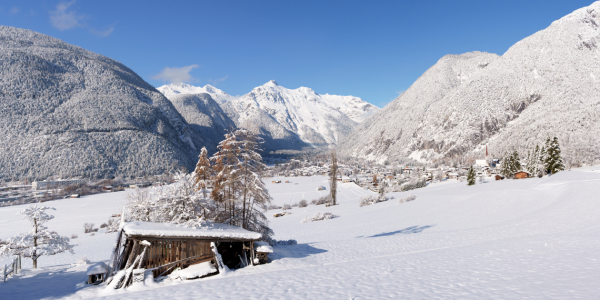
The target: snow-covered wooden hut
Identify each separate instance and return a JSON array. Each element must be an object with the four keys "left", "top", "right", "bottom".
[
  {"left": 106, "top": 221, "right": 262, "bottom": 288},
  {"left": 87, "top": 262, "right": 107, "bottom": 284}
]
